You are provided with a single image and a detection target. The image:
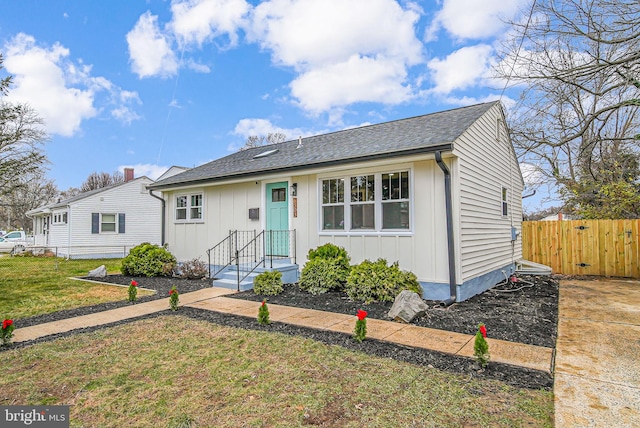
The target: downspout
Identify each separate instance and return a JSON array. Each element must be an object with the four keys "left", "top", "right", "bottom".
[
  {"left": 149, "top": 190, "right": 166, "bottom": 246},
  {"left": 435, "top": 151, "right": 457, "bottom": 306}
]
